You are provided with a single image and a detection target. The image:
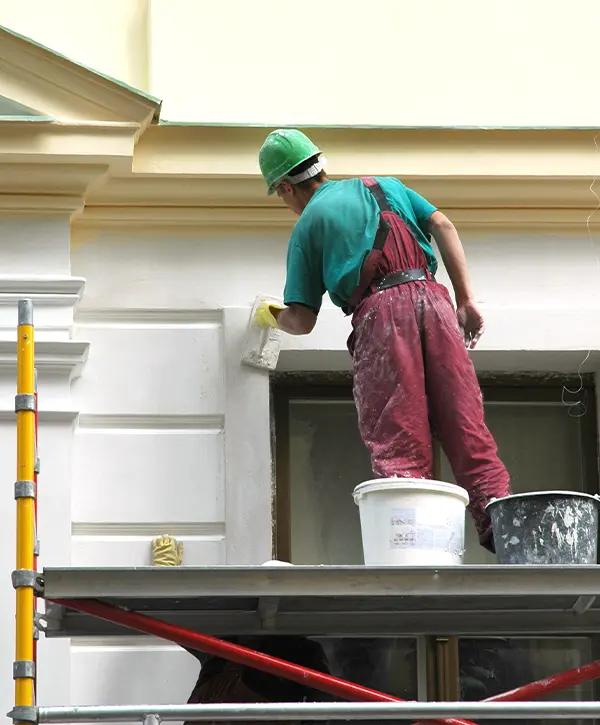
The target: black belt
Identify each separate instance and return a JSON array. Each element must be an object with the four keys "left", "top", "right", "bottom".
[
  {"left": 372, "top": 268, "right": 430, "bottom": 291},
  {"left": 343, "top": 268, "right": 431, "bottom": 315}
]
